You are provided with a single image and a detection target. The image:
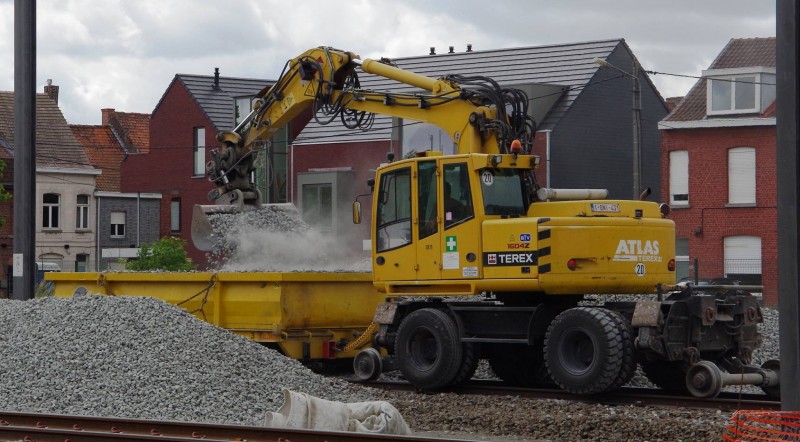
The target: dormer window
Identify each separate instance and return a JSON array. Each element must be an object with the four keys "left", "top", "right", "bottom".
[{"left": 704, "top": 67, "right": 776, "bottom": 116}]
